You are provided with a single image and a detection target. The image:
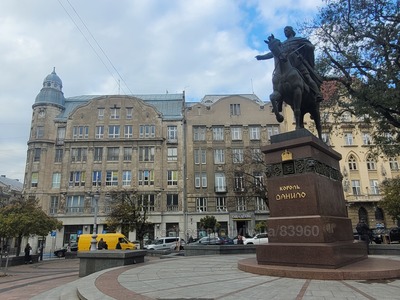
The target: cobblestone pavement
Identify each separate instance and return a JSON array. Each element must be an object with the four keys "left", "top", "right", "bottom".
[{"left": 0, "top": 258, "right": 79, "bottom": 300}]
